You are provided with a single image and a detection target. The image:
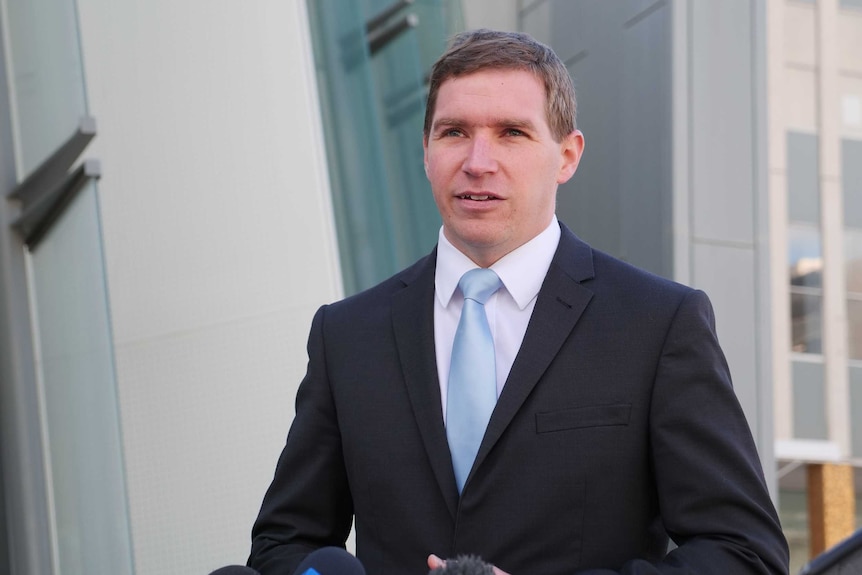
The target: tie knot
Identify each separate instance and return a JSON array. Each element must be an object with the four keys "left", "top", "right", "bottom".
[{"left": 459, "top": 268, "right": 502, "bottom": 305}]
